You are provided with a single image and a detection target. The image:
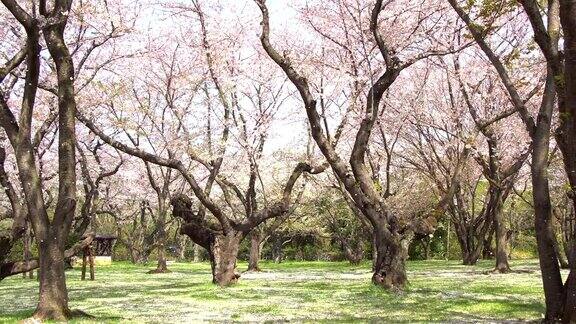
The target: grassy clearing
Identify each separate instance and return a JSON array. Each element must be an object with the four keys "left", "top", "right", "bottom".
[{"left": 0, "top": 259, "right": 550, "bottom": 322}]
